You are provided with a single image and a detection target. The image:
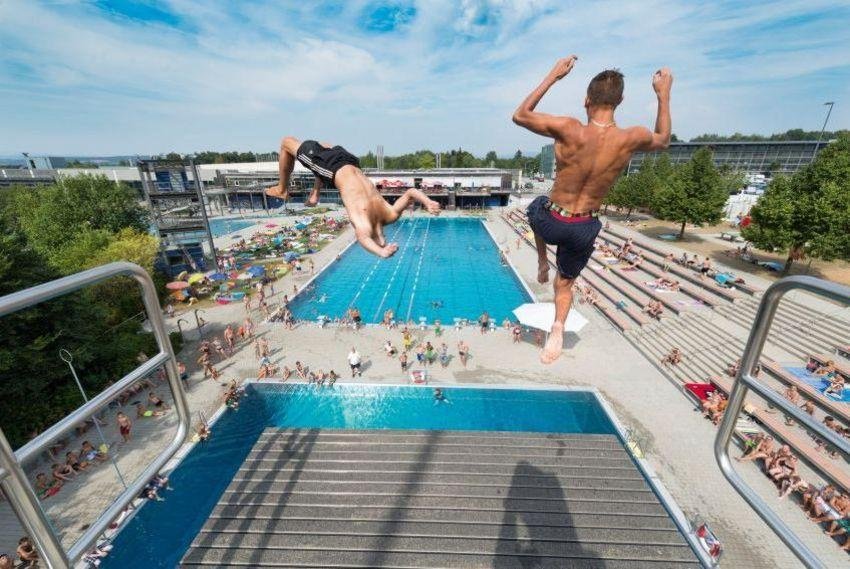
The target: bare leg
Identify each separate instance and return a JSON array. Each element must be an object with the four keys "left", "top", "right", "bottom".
[
  {"left": 541, "top": 273, "right": 574, "bottom": 364},
  {"left": 391, "top": 188, "right": 441, "bottom": 217},
  {"left": 306, "top": 178, "right": 321, "bottom": 206},
  {"left": 533, "top": 232, "right": 549, "bottom": 284},
  {"left": 266, "top": 137, "right": 300, "bottom": 199}
]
